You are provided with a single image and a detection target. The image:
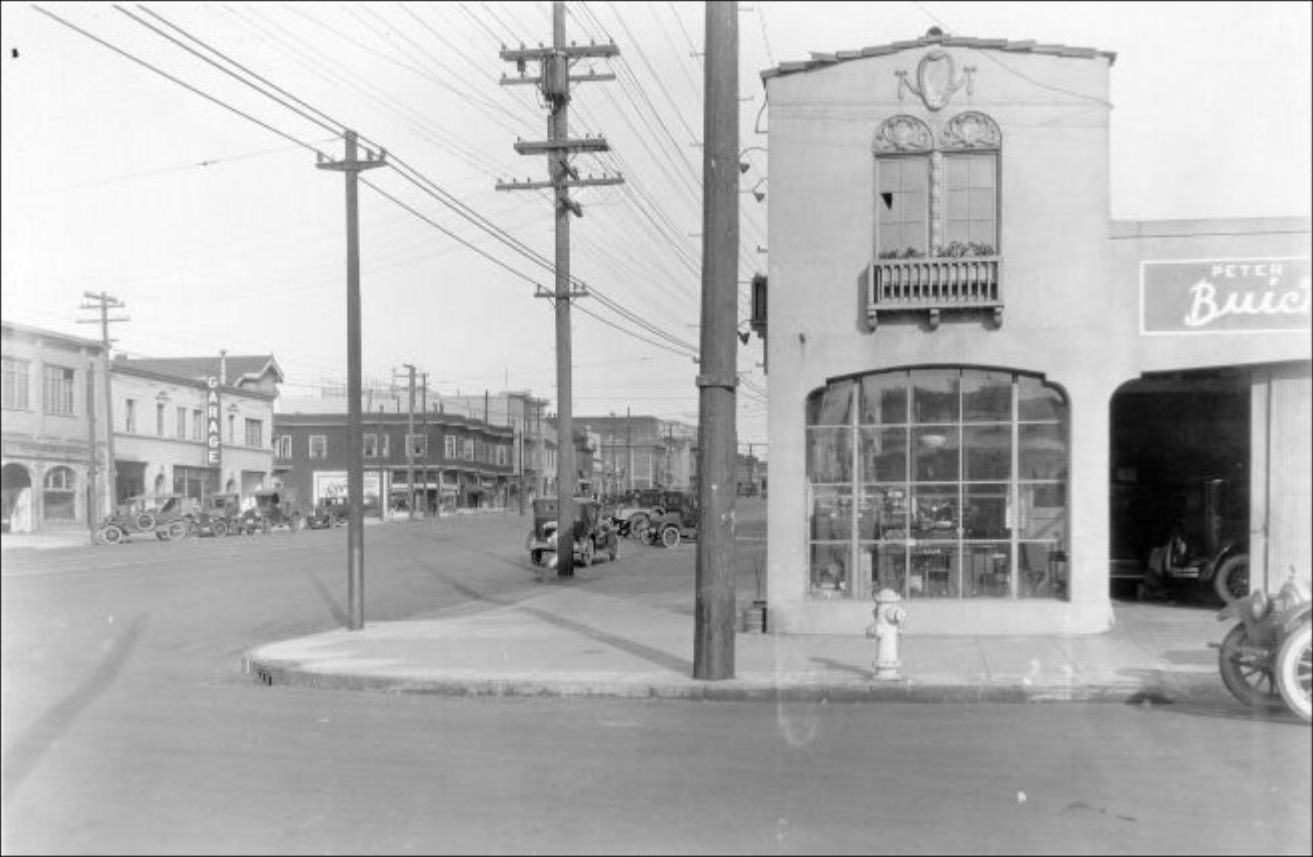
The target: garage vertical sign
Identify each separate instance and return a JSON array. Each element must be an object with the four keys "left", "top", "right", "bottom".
[{"left": 206, "top": 376, "right": 222, "bottom": 467}]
